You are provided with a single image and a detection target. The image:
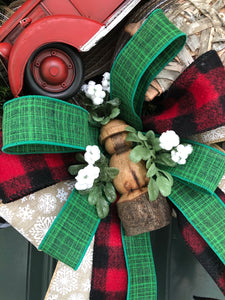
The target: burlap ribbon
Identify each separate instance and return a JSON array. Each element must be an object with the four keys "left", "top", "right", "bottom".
[{"left": 2, "top": 9, "right": 225, "bottom": 299}]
